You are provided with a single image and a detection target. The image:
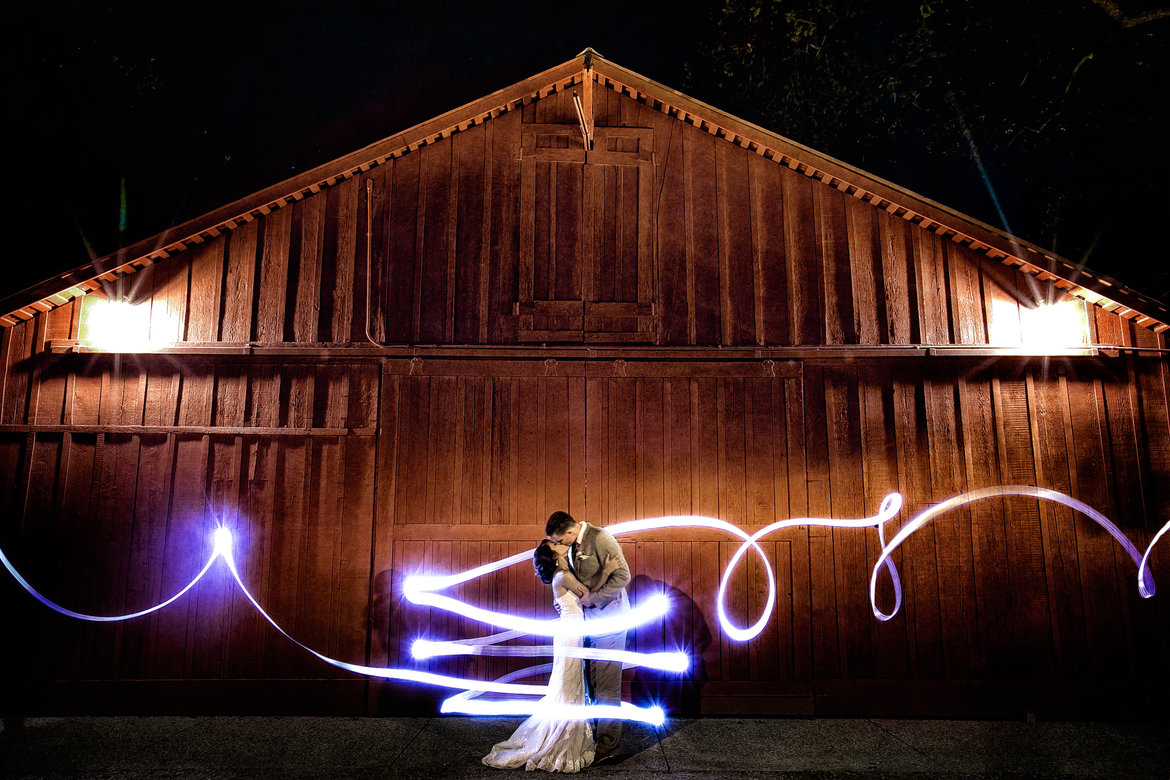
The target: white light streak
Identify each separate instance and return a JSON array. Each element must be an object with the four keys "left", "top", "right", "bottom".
[
  {"left": 412, "top": 638, "right": 689, "bottom": 672},
  {"left": 404, "top": 584, "right": 670, "bottom": 638},
  {"left": 1, "top": 485, "right": 1163, "bottom": 725}
]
